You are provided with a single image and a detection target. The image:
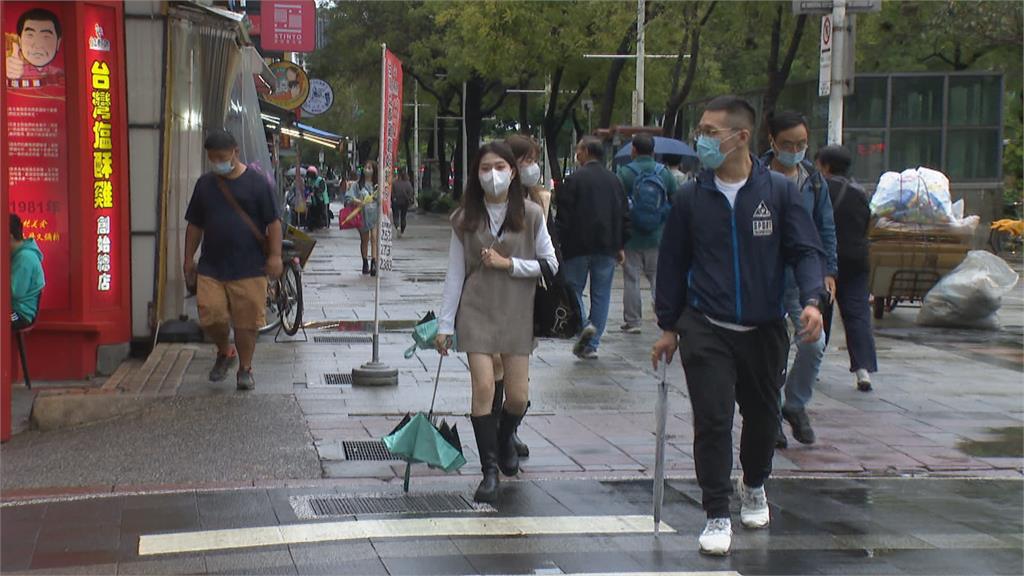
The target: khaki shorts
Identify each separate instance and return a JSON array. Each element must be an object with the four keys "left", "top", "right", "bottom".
[{"left": 197, "top": 275, "right": 267, "bottom": 331}]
